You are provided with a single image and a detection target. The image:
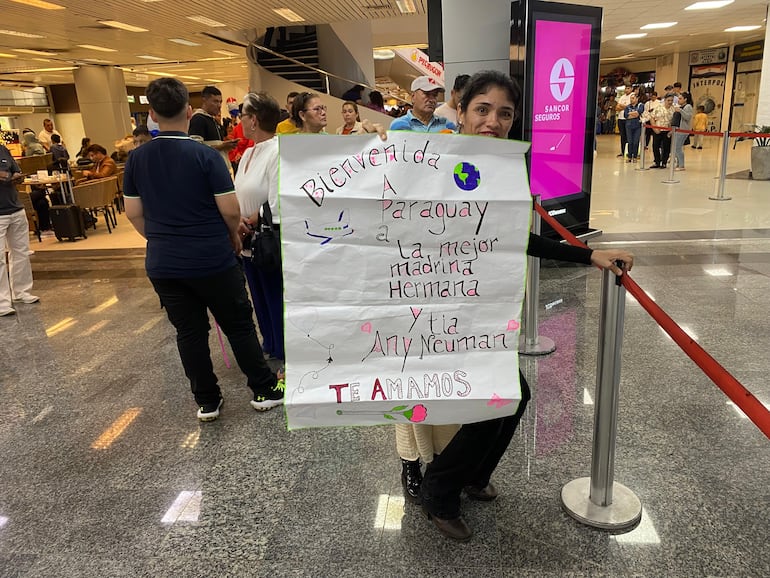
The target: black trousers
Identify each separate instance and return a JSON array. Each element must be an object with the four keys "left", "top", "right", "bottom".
[
  {"left": 29, "top": 188, "right": 51, "bottom": 230},
  {"left": 419, "top": 372, "right": 532, "bottom": 519},
  {"left": 617, "top": 119, "right": 627, "bottom": 155},
  {"left": 652, "top": 131, "right": 671, "bottom": 167},
  {"left": 150, "top": 264, "right": 276, "bottom": 406}
]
